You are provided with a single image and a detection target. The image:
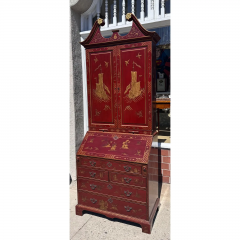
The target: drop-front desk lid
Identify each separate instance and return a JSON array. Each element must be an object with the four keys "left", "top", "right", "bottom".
[{"left": 77, "top": 131, "right": 153, "bottom": 164}]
